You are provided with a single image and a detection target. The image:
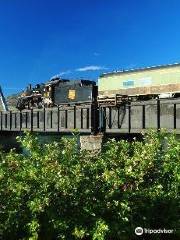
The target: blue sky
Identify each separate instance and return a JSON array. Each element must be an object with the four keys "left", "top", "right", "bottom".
[{"left": 0, "top": 0, "right": 180, "bottom": 95}]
